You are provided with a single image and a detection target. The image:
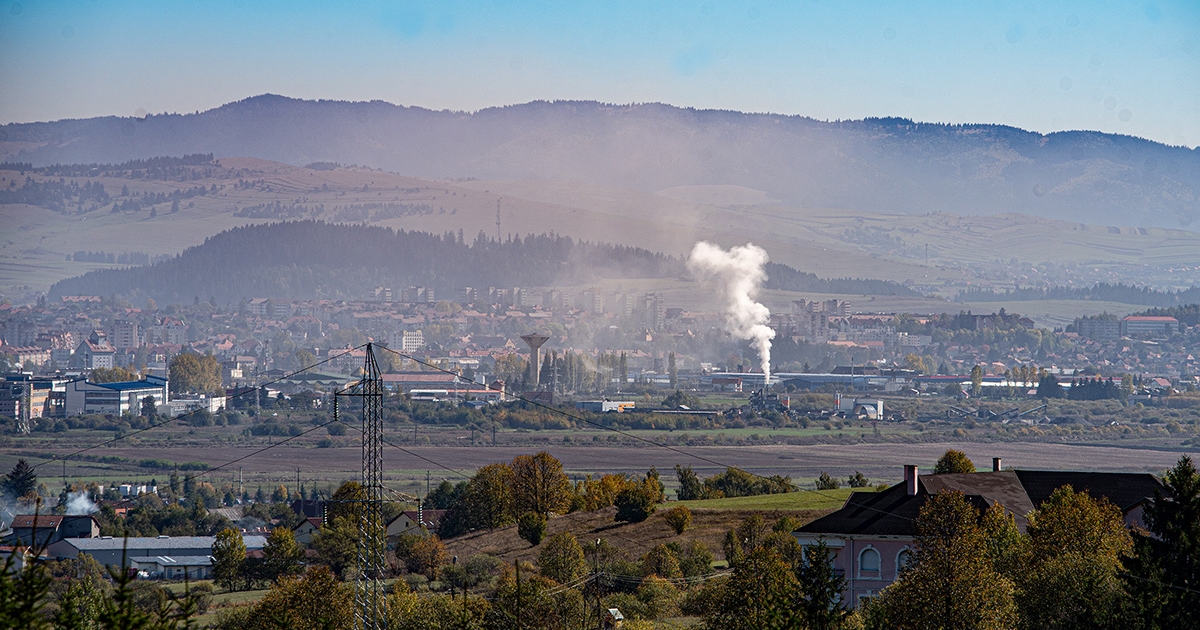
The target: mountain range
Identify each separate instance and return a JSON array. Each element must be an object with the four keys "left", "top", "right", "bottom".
[{"left": 2, "top": 95, "right": 1196, "bottom": 229}]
